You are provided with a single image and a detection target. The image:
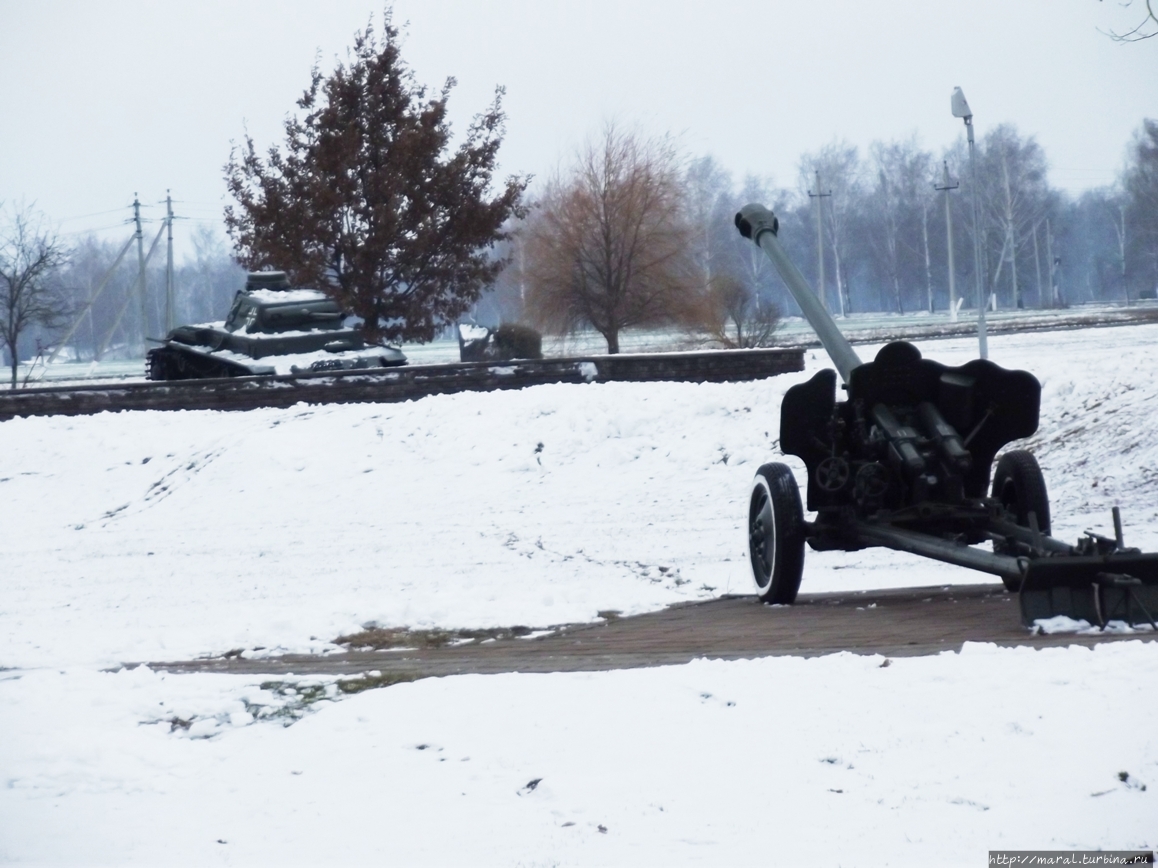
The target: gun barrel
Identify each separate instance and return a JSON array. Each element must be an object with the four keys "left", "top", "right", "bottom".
[{"left": 735, "top": 203, "right": 861, "bottom": 384}]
